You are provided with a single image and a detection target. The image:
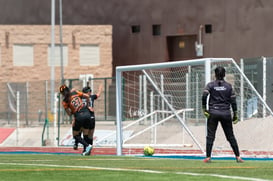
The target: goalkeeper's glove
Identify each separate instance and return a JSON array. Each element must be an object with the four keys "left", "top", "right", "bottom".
[
  {"left": 233, "top": 111, "right": 239, "bottom": 124},
  {"left": 202, "top": 108, "right": 210, "bottom": 119}
]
